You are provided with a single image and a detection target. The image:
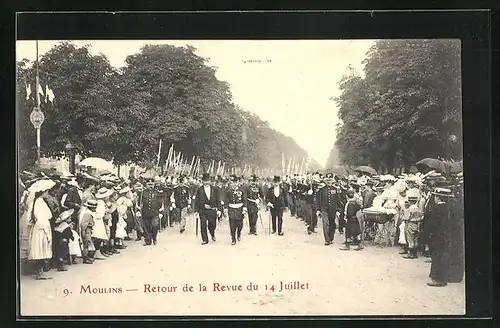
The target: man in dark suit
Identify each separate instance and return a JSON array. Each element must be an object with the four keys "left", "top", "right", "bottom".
[
  {"left": 194, "top": 173, "right": 222, "bottom": 245},
  {"left": 266, "top": 176, "right": 287, "bottom": 235}
]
